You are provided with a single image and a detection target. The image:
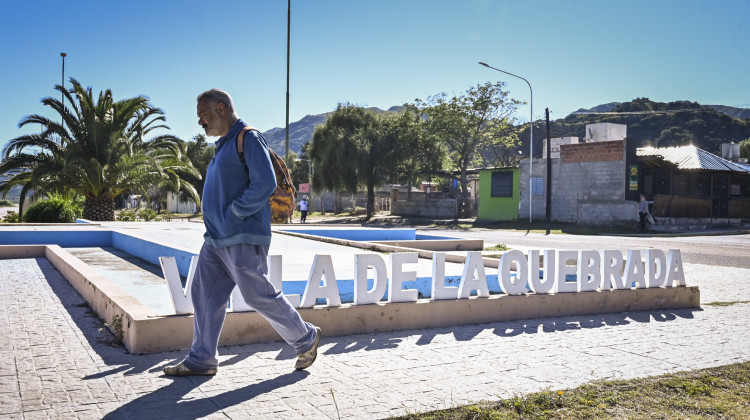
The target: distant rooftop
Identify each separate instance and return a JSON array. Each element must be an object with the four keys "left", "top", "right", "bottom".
[{"left": 637, "top": 145, "right": 750, "bottom": 173}]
